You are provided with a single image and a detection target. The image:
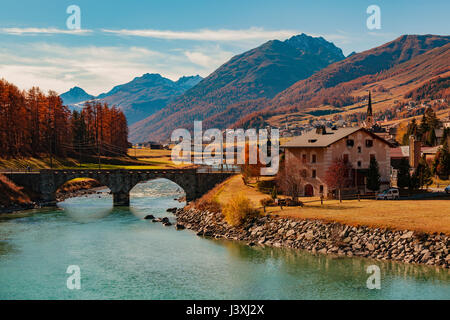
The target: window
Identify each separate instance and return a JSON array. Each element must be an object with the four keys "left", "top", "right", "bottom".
[
  {"left": 346, "top": 139, "right": 354, "bottom": 147},
  {"left": 302, "top": 154, "right": 307, "bottom": 164},
  {"left": 301, "top": 169, "right": 307, "bottom": 178},
  {"left": 320, "top": 185, "right": 324, "bottom": 194},
  {"left": 366, "top": 139, "right": 373, "bottom": 147},
  {"left": 357, "top": 146, "right": 362, "bottom": 153},
  {"left": 357, "top": 161, "right": 362, "bottom": 167},
  {"left": 343, "top": 154, "right": 349, "bottom": 163},
  {"left": 312, "top": 169, "right": 316, "bottom": 178},
  {"left": 311, "top": 154, "right": 317, "bottom": 163}
]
